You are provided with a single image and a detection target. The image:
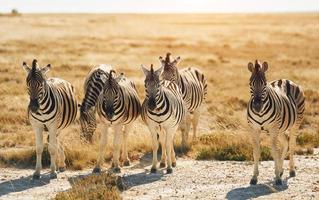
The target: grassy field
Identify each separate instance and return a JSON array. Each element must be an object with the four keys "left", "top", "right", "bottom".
[{"left": 0, "top": 13, "right": 319, "bottom": 170}]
